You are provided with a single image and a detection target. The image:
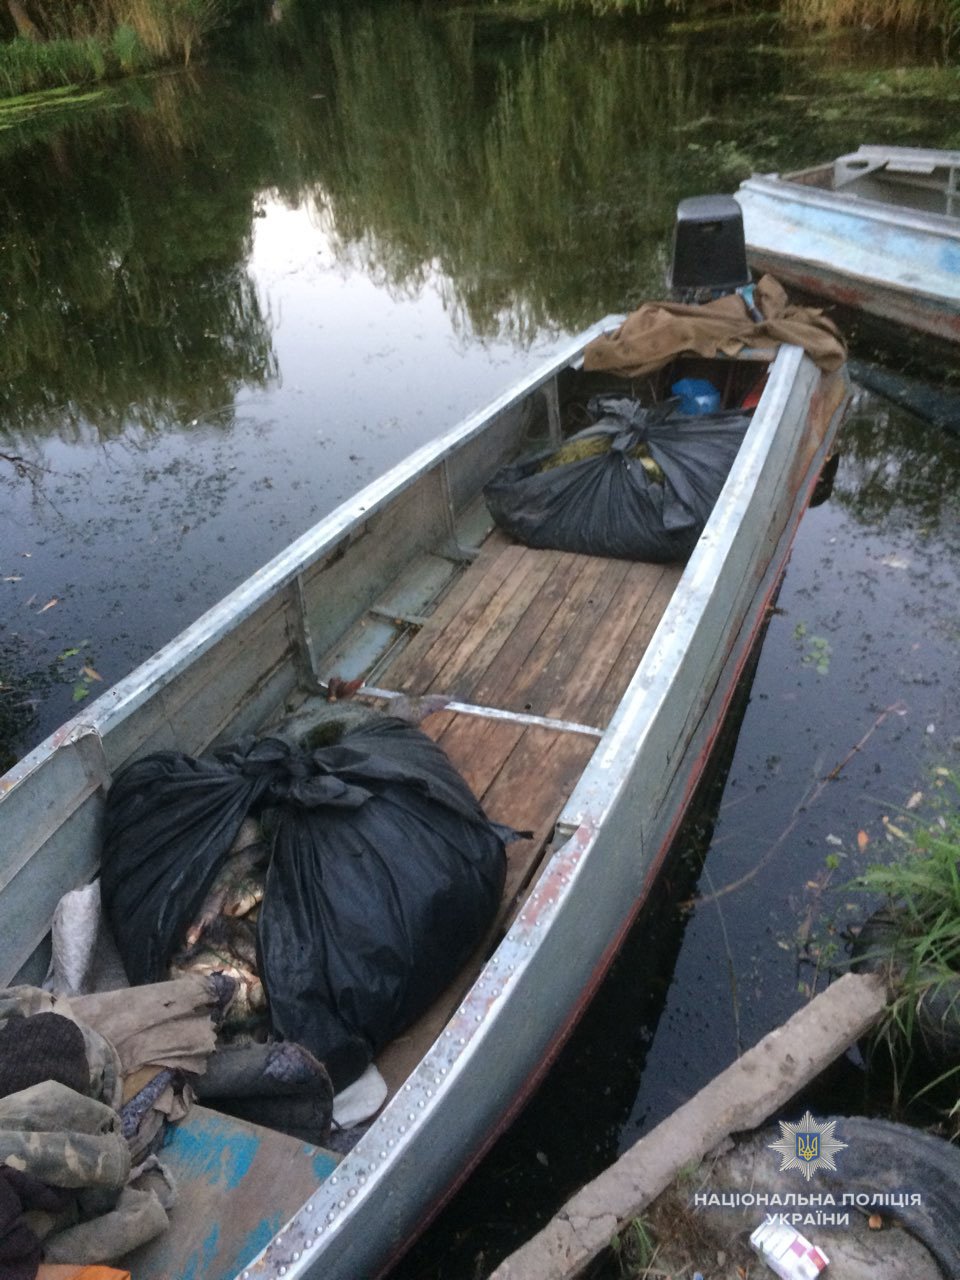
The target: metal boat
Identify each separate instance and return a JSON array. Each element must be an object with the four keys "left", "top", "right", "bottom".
[
  {"left": 735, "top": 146, "right": 960, "bottom": 343},
  {"left": 0, "top": 316, "right": 849, "bottom": 1280}
]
